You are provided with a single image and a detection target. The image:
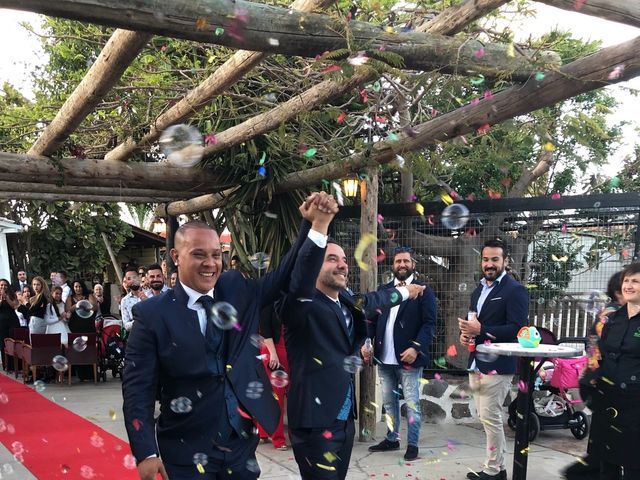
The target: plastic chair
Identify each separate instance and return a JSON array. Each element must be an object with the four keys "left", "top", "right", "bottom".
[
  {"left": 22, "top": 333, "right": 62, "bottom": 383},
  {"left": 65, "top": 333, "right": 98, "bottom": 384}
]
